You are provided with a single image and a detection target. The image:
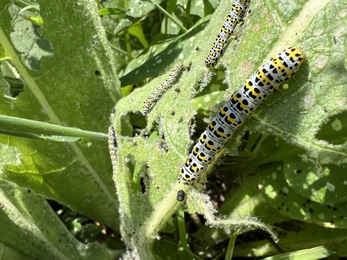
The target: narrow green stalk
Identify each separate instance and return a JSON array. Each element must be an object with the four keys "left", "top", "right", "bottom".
[
  {"left": 225, "top": 229, "right": 240, "bottom": 260},
  {"left": 148, "top": 1, "right": 187, "bottom": 33},
  {"left": 0, "top": 115, "right": 107, "bottom": 141},
  {"left": 177, "top": 209, "right": 202, "bottom": 260}
]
